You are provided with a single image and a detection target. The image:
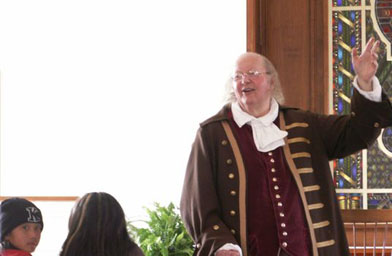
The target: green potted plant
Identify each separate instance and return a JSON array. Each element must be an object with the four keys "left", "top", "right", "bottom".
[{"left": 128, "top": 202, "right": 194, "bottom": 256}]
